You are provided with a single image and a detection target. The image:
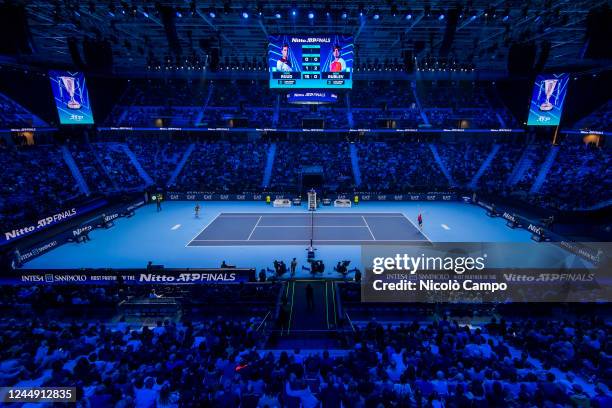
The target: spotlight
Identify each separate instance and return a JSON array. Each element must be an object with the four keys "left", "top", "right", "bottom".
[
  {"left": 275, "top": 11, "right": 281, "bottom": 18},
  {"left": 142, "top": 10, "right": 149, "bottom": 18},
  {"left": 438, "top": 13, "right": 445, "bottom": 21},
  {"left": 406, "top": 12, "right": 412, "bottom": 20},
  {"left": 242, "top": 10, "right": 249, "bottom": 19},
  {"left": 291, "top": 9, "right": 296, "bottom": 16},
  {"left": 341, "top": 10, "right": 348, "bottom": 19},
  {"left": 373, "top": 9, "right": 380, "bottom": 20},
  {"left": 308, "top": 11, "right": 314, "bottom": 19},
  {"left": 209, "top": 8, "right": 216, "bottom": 18},
  {"left": 176, "top": 9, "right": 182, "bottom": 18}
]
